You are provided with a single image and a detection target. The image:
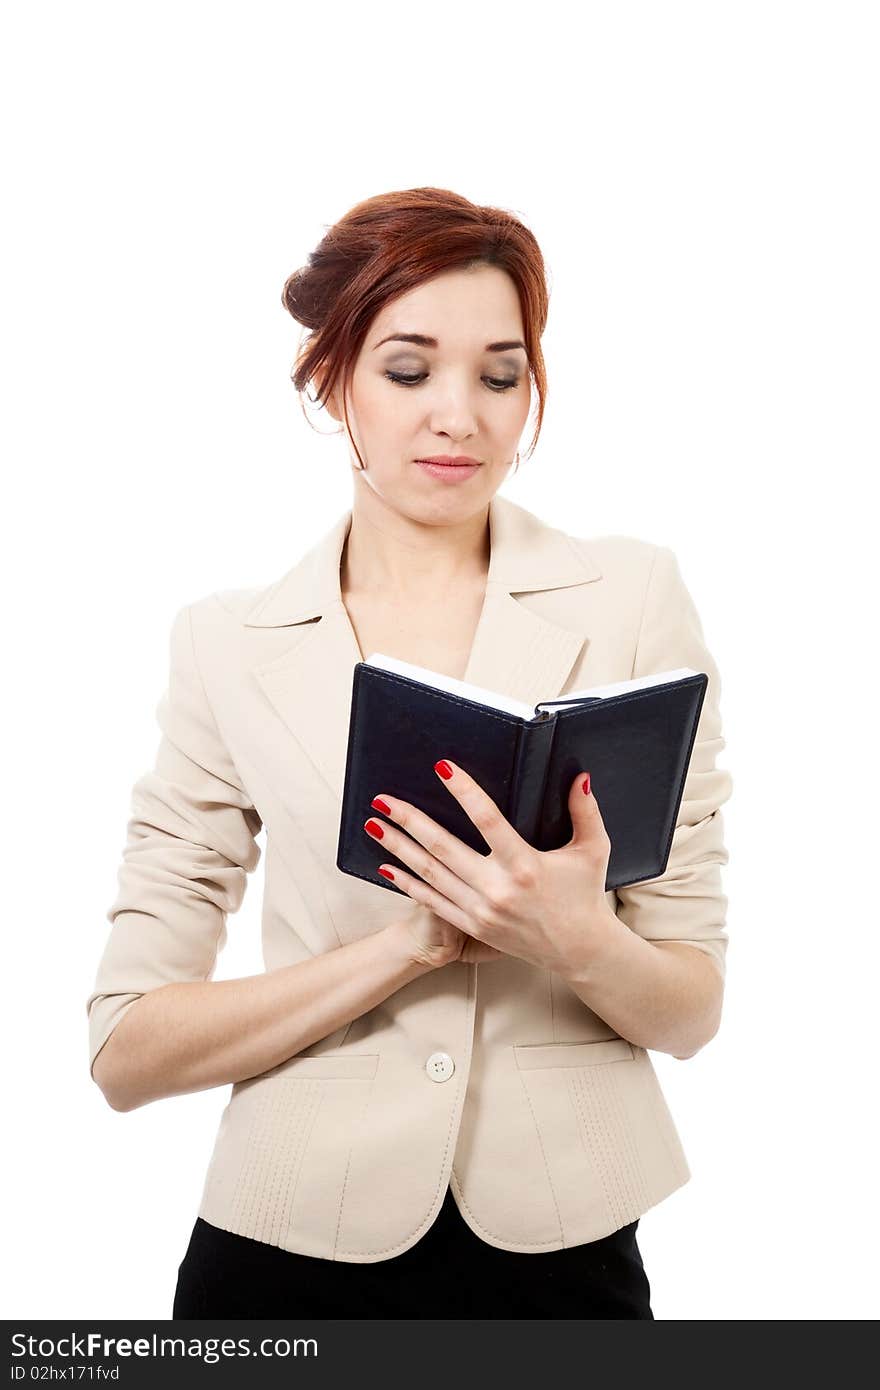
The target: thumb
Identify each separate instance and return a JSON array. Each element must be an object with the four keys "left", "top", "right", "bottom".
[{"left": 567, "top": 770, "right": 610, "bottom": 852}]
